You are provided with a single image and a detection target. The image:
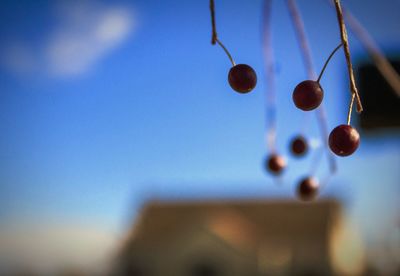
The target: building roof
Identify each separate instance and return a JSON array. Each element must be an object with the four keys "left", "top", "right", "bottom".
[{"left": 119, "top": 198, "right": 342, "bottom": 255}]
